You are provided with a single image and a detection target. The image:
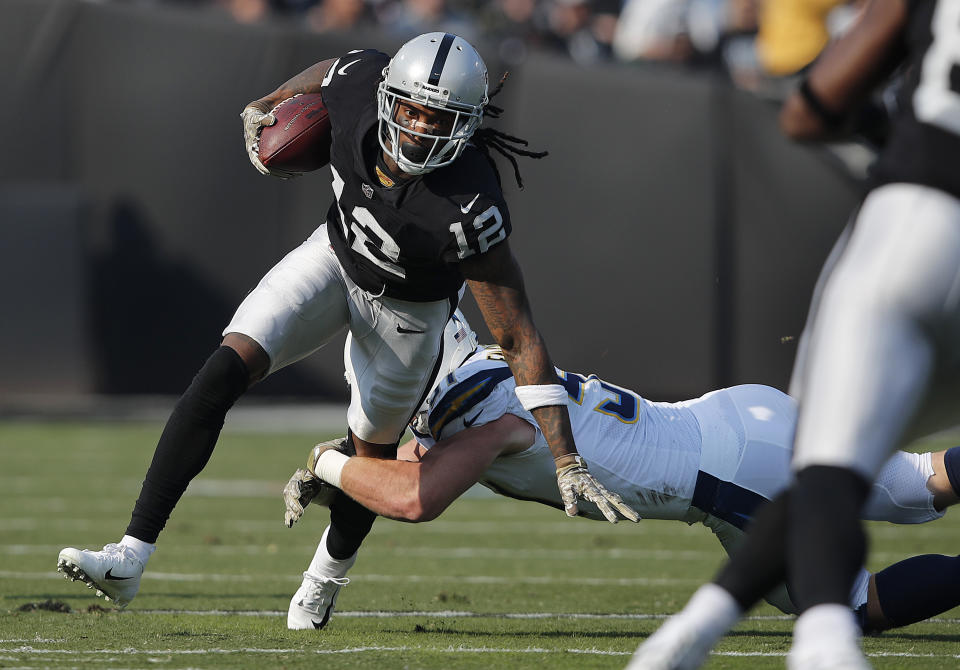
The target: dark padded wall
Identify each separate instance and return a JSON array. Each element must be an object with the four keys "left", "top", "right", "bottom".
[
  {"left": 726, "top": 88, "right": 860, "bottom": 389},
  {"left": 1, "top": 0, "right": 861, "bottom": 401},
  {"left": 0, "top": 185, "right": 93, "bottom": 394},
  {"left": 499, "top": 56, "right": 720, "bottom": 398}
]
